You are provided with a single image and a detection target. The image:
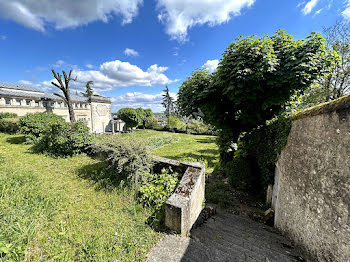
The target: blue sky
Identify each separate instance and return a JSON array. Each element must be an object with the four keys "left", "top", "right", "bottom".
[{"left": 0, "top": 0, "right": 348, "bottom": 112}]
